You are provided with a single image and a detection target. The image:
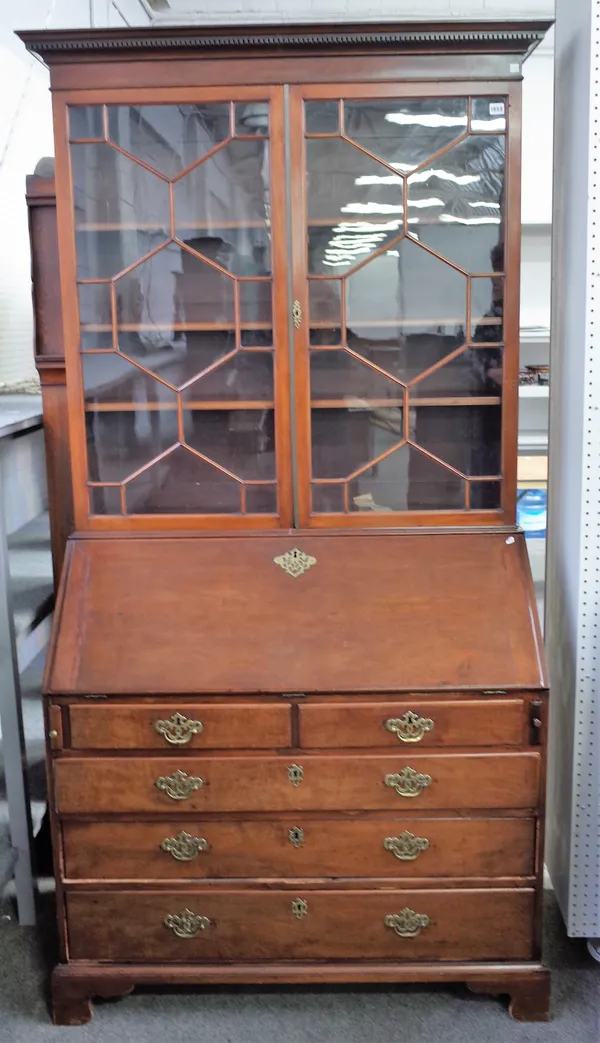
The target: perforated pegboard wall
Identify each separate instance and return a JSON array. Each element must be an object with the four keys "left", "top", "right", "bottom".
[{"left": 568, "top": 0, "right": 600, "bottom": 938}]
